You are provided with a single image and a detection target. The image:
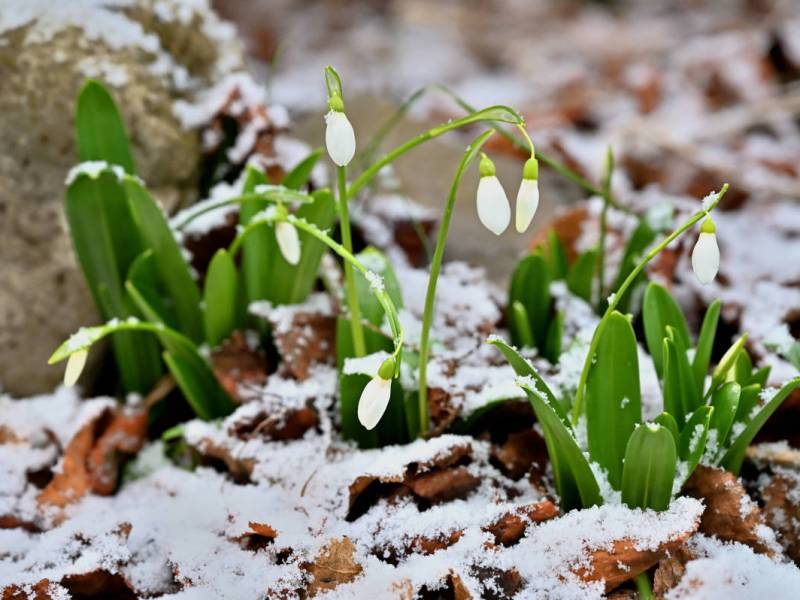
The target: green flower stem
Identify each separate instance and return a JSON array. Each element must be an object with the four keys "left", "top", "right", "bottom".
[
  {"left": 571, "top": 184, "right": 729, "bottom": 424},
  {"left": 173, "top": 190, "right": 314, "bottom": 230},
  {"left": 347, "top": 105, "right": 523, "bottom": 199},
  {"left": 635, "top": 572, "right": 654, "bottom": 600},
  {"left": 417, "top": 130, "right": 495, "bottom": 435},
  {"left": 228, "top": 211, "right": 404, "bottom": 365},
  {"left": 337, "top": 166, "right": 366, "bottom": 357},
  {"left": 596, "top": 148, "right": 614, "bottom": 310}
]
